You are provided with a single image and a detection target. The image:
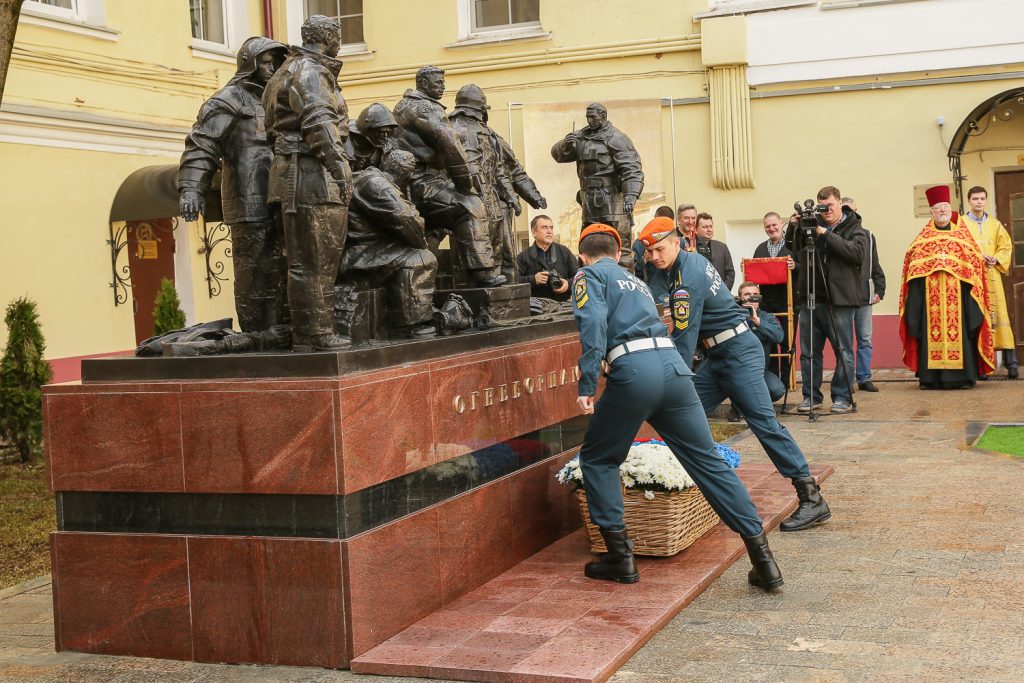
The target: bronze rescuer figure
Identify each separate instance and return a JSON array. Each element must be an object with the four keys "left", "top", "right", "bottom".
[
  {"left": 392, "top": 66, "right": 506, "bottom": 287},
  {"left": 178, "top": 36, "right": 288, "bottom": 333},
  {"left": 345, "top": 103, "right": 397, "bottom": 173},
  {"left": 551, "top": 103, "right": 644, "bottom": 268},
  {"left": 449, "top": 84, "right": 516, "bottom": 283},
  {"left": 263, "top": 15, "right": 353, "bottom": 351},
  {"left": 340, "top": 150, "right": 437, "bottom": 338}
]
